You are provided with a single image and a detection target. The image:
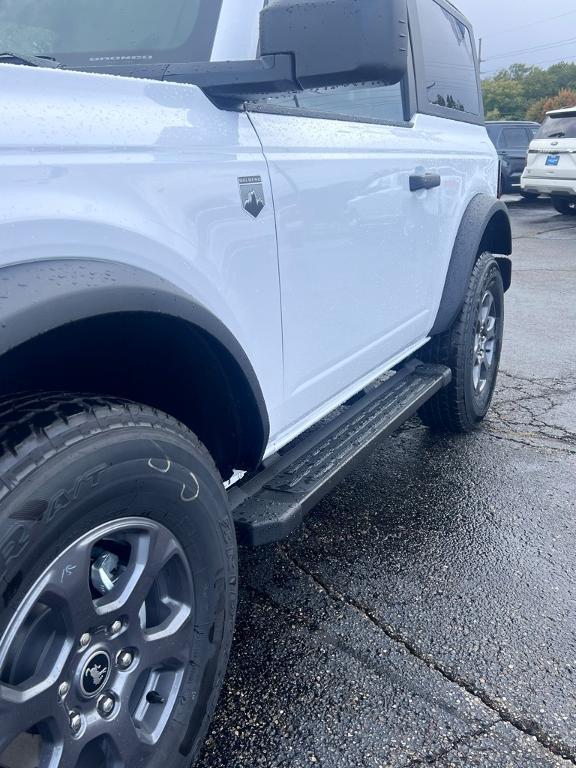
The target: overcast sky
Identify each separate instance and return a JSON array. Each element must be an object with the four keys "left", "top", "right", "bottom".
[{"left": 453, "top": 0, "right": 576, "bottom": 77}]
